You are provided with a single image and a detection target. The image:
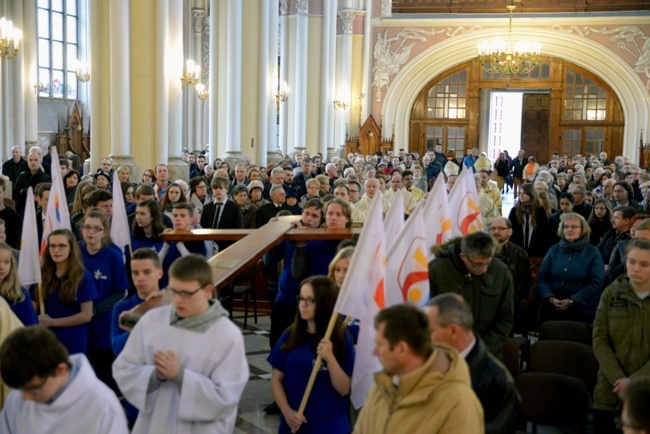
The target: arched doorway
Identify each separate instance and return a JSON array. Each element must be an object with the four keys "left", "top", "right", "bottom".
[{"left": 408, "top": 57, "right": 624, "bottom": 164}]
